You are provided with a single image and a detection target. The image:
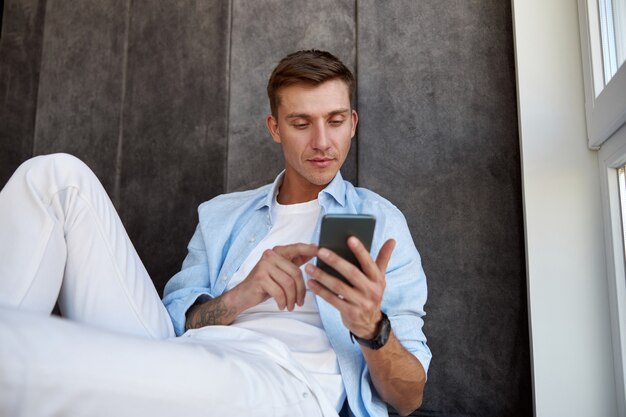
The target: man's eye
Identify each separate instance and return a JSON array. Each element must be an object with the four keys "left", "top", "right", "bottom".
[
  {"left": 293, "top": 123, "right": 308, "bottom": 129},
  {"left": 329, "top": 120, "right": 344, "bottom": 126}
]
